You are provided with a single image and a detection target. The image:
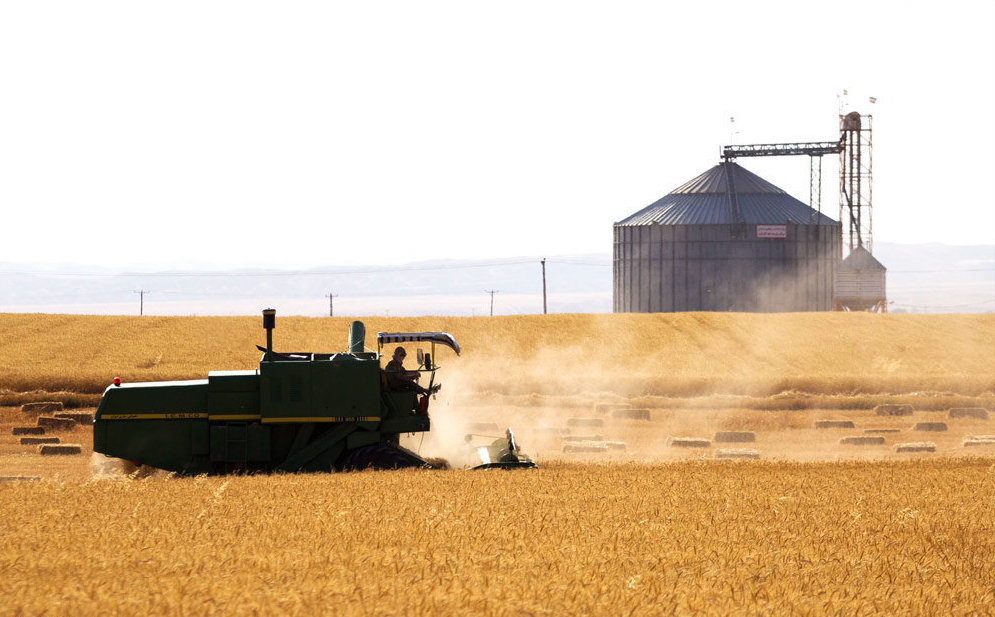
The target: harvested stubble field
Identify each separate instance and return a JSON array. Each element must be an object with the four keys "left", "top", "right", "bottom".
[{"left": 1, "top": 312, "right": 994, "bottom": 615}]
